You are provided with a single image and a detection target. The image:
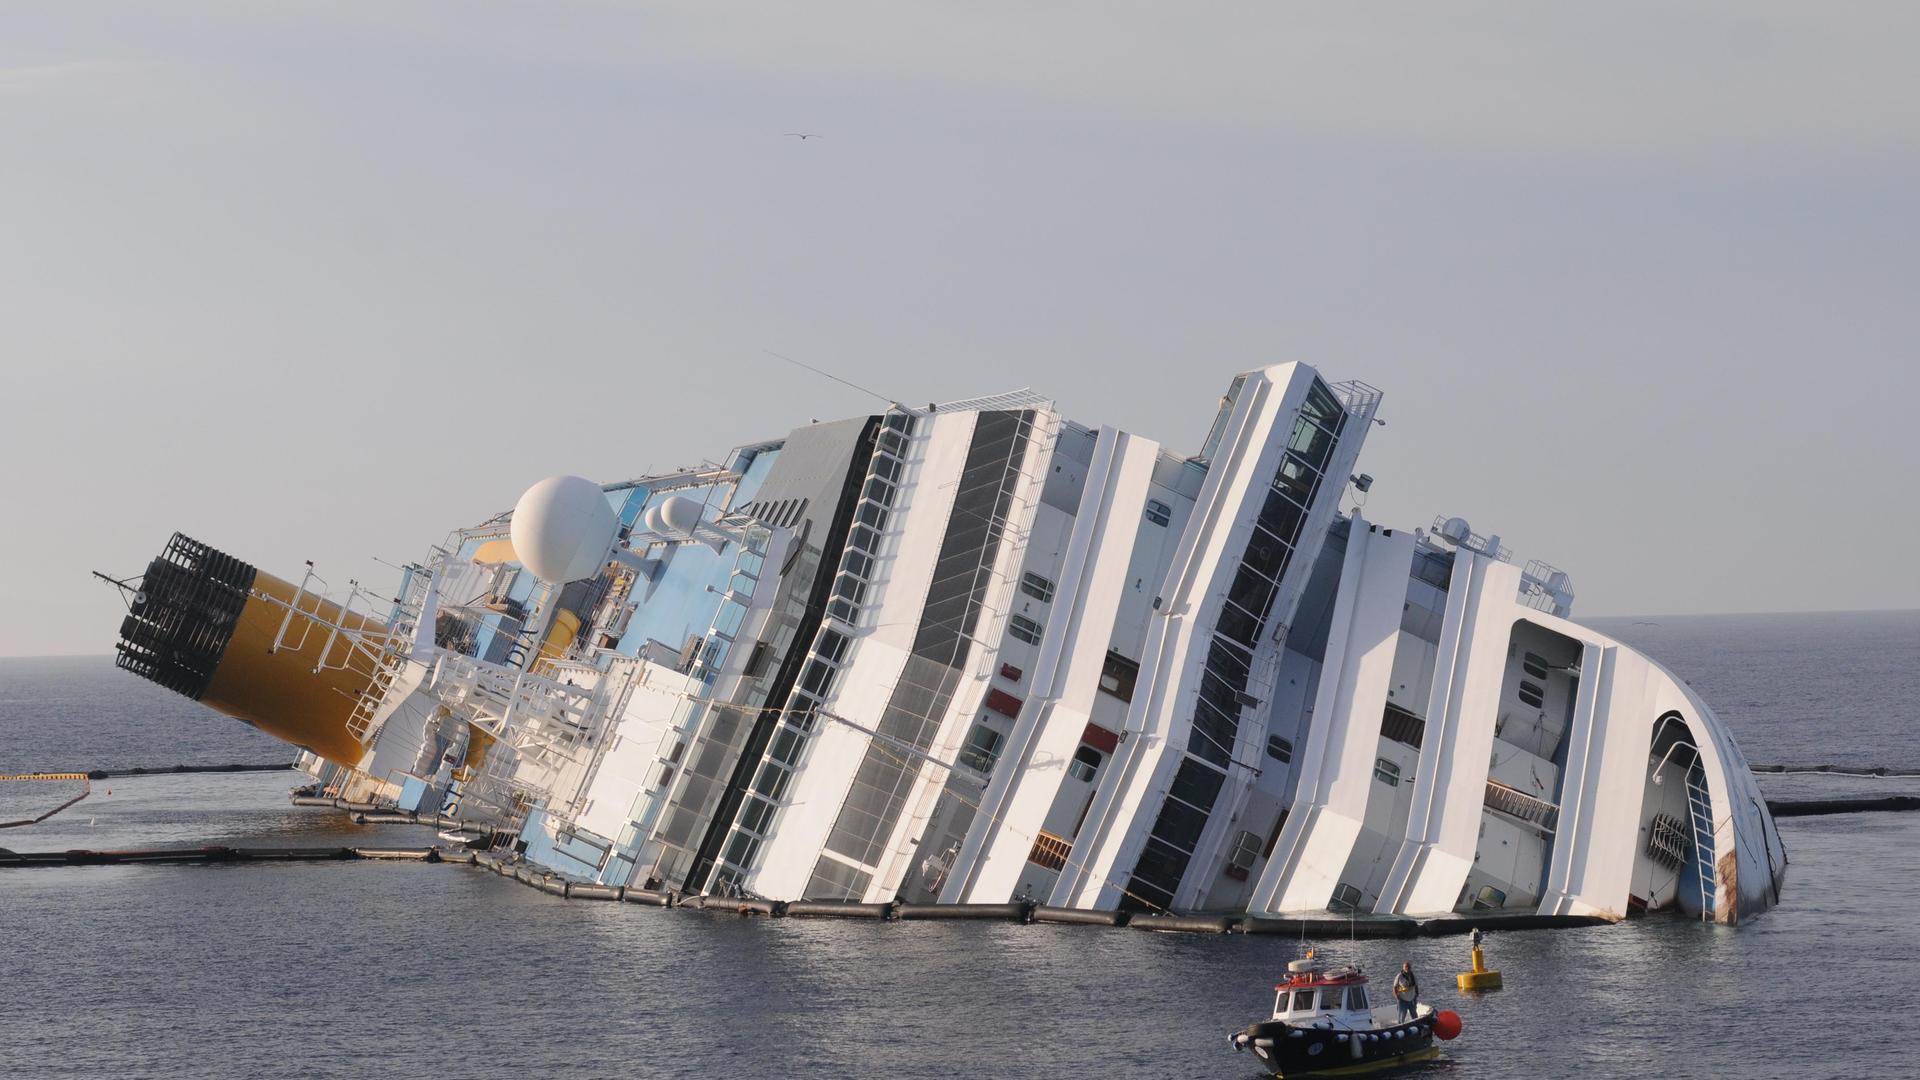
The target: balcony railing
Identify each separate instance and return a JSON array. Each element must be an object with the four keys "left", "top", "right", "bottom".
[
  {"left": 1027, "top": 830, "right": 1072, "bottom": 872},
  {"left": 1381, "top": 705, "right": 1425, "bottom": 749},
  {"left": 1484, "top": 780, "right": 1559, "bottom": 832}
]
